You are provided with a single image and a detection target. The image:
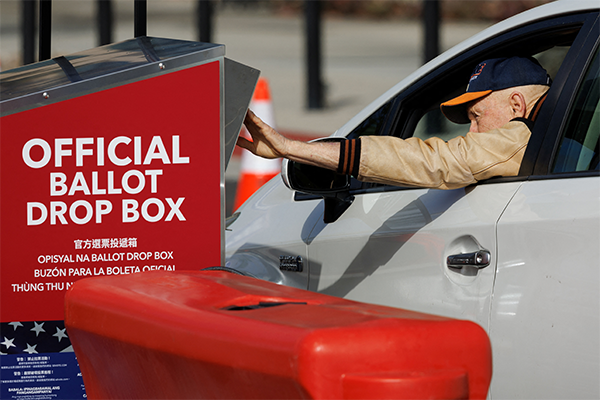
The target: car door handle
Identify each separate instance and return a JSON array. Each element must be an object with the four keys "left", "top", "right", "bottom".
[{"left": 447, "top": 250, "right": 491, "bottom": 269}]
